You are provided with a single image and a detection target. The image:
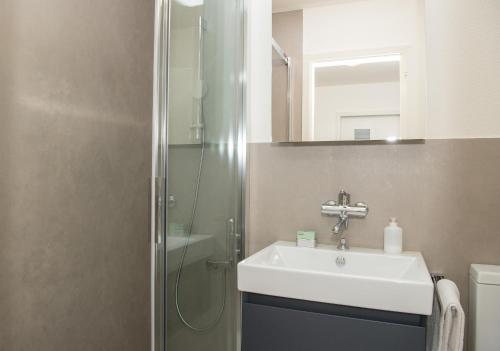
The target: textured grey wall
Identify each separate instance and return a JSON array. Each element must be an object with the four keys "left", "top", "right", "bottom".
[
  {"left": 0, "top": 0, "right": 154, "bottom": 349},
  {"left": 246, "top": 140, "right": 500, "bottom": 320}
]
